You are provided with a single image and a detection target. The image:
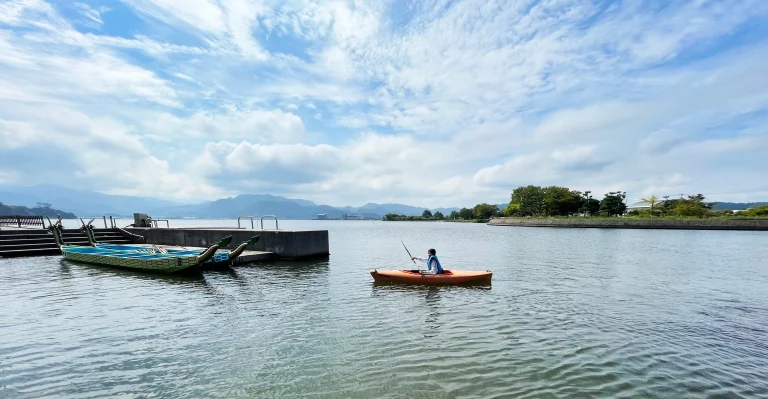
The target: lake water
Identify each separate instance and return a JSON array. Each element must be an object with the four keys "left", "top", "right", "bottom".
[{"left": 1, "top": 220, "right": 767, "bottom": 398}]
